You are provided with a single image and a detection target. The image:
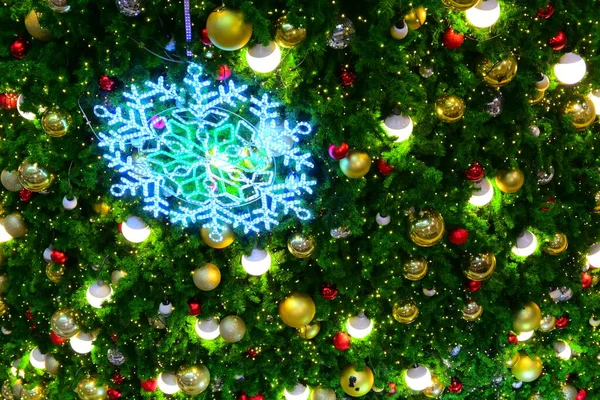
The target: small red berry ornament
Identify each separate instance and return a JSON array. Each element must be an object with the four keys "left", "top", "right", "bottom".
[
  {"left": 201, "top": 28, "right": 212, "bottom": 45},
  {"left": 50, "top": 331, "right": 67, "bottom": 345},
  {"left": 19, "top": 189, "right": 32, "bottom": 202},
  {"left": 0, "top": 92, "right": 19, "bottom": 110},
  {"left": 217, "top": 65, "right": 232, "bottom": 81},
  {"left": 10, "top": 37, "right": 29, "bottom": 59},
  {"left": 449, "top": 228, "right": 469, "bottom": 245},
  {"left": 187, "top": 297, "right": 202, "bottom": 316},
  {"left": 99, "top": 75, "right": 117, "bottom": 91},
  {"left": 141, "top": 378, "right": 158, "bottom": 392},
  {"left": 107, "top": 388, "right": 122, "bottom": 399},
  {"left": 328, "top": 142, "right": 349, "bottom": 160},
  {"left": 112, "top": 372, "right": 125, "bottom": 384},
  {"left": 465, "top": 280, "right": 481, "bottom": 292},
  {"left": 465, "top": 161, "right": 485, "bottom": 181},
  {"left": 556, "top": 315, "right": 569, "bottom": 329},
  {"left": 576, "top": 389, "right": 587, "bottom": 400},
  {"left": 376, "top": 159, "right": 395, "bottom": 175},
  {"left": 508, "top": 333, "right": 518, "bottom": 345},
  {"left": 582, "top": 272, "right": 593, "bottom": 289},
  {"left": 442, "top": 27, "right": 464, "bottom": 50},
  {"left": 321, "top": 283, "right": 339, "bottom": 300},
  {"left": 333, "top": 331, "right": 351, "bottom": 351},
  {"left": 549, "top": 31, "right": 567, "bottom": 50},
  {"left": 50, "top": 250, "right": 68, "bottom": 264},
  {"left": 448, "top": 377, "right": 463, "bottom": 393},
  {"left": 537, "top": 2, "right": 555, "bottom": 19},
  {"left": 338, "top": 64, "right": 356, "bottom": 86},
  {"left": 246, "top": 347, "right": 258, "bottom": 359}
]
